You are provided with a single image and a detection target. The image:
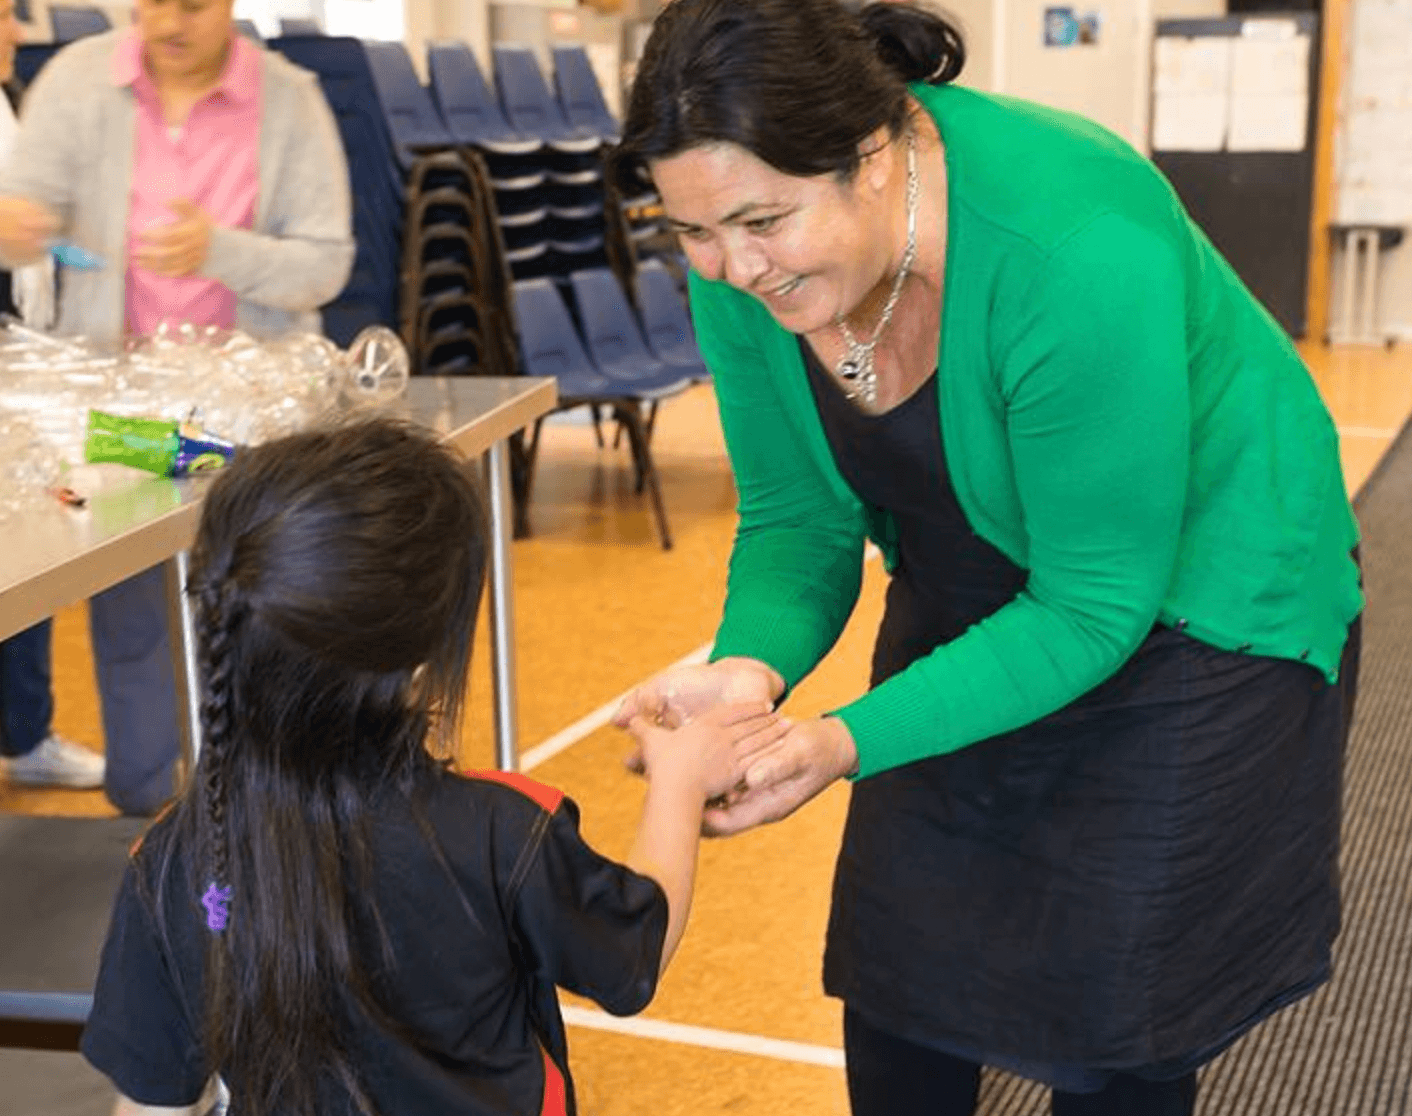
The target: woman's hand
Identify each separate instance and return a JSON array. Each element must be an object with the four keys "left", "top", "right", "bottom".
[
  {"left": 702, "top": 715, "right": 859, "bottom": 836},
  {"left": 134, "top": 199, "right": 212, "bottom": 278},
  {"left": 0, "top": 196, "right": 60, "bottom": 266},
  {"left": 614, "top": 658, "right": 785, "bottom": 774},
  {"left": 614, "top": 658, "right": 785, "bottom": 729},
  {"left": 626, "top": 701, "right": 791, "bottom": 802}
]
